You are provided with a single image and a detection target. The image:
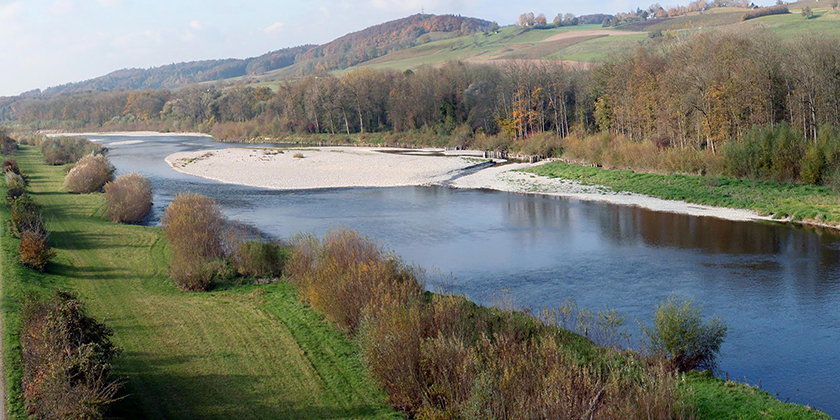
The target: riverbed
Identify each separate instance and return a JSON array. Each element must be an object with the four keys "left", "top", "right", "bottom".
[{"left": 94, "top": 133, "right": 840, "bottom": 417}]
